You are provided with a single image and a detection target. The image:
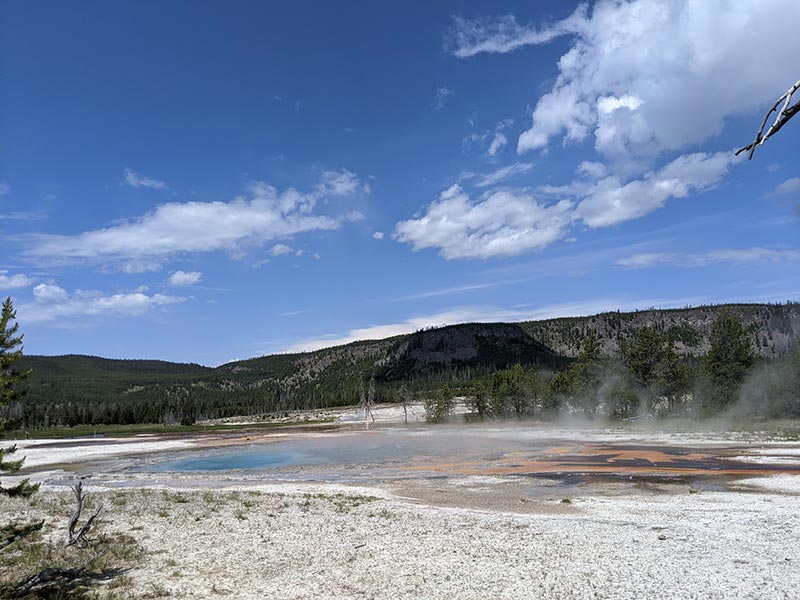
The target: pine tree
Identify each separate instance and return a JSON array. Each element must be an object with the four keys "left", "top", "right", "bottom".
[
  {"left": 703, "top": 309, "right": 756, "bottom": 412},
  {"left": 1, "top": 298, "right": 38, "bottom": 497},
  {"left": 1, "top": 297, "right": 42, "bottom": 562},
  {"left": 625, "top": 326, "right": 664, "bottom": 389},
  {"left": 655, "top": 343, "right": 689, "bottom": 413}
]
